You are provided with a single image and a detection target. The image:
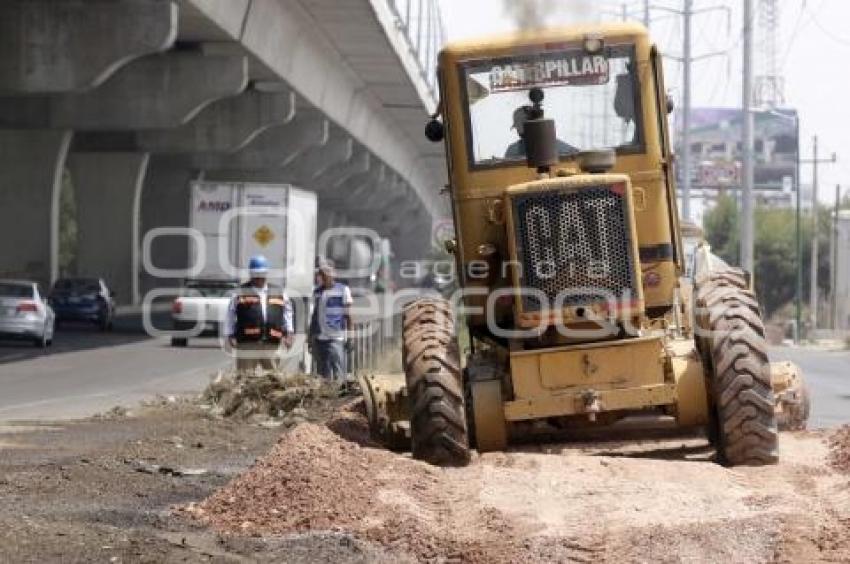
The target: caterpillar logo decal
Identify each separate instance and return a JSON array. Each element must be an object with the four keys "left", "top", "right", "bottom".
[{"left": 489, "top": 51, "right": 610, "bottom": 93}]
